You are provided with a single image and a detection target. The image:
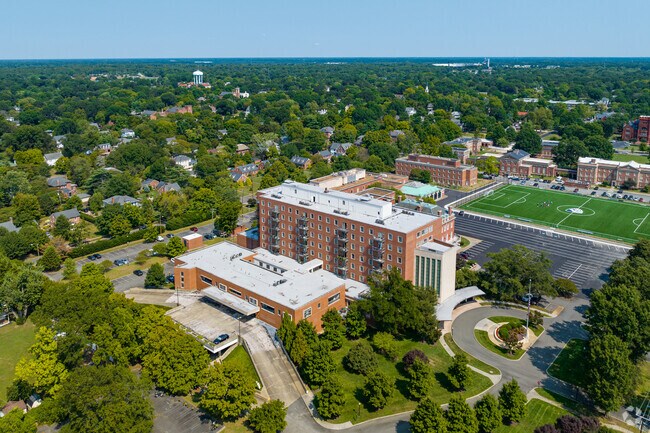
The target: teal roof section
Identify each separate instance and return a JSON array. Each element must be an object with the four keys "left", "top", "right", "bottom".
[{"left": 400, "top": 181, "right": 441, "bottom": 197}]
